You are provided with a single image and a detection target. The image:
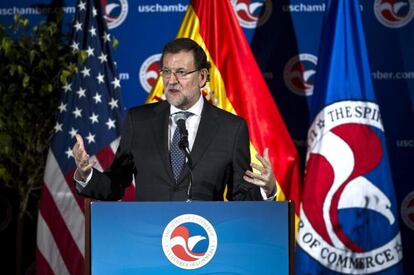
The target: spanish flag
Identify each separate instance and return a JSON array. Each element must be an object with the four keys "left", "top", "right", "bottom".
[{"left": 147, "top": 0, "right": 301, "bottom": 215}]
